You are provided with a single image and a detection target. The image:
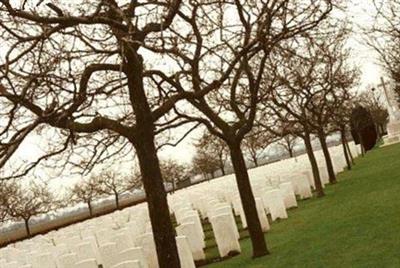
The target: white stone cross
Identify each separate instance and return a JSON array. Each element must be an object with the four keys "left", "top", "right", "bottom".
[{"left": 378, "top": 77, "right": 400, "bottom": 121}]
